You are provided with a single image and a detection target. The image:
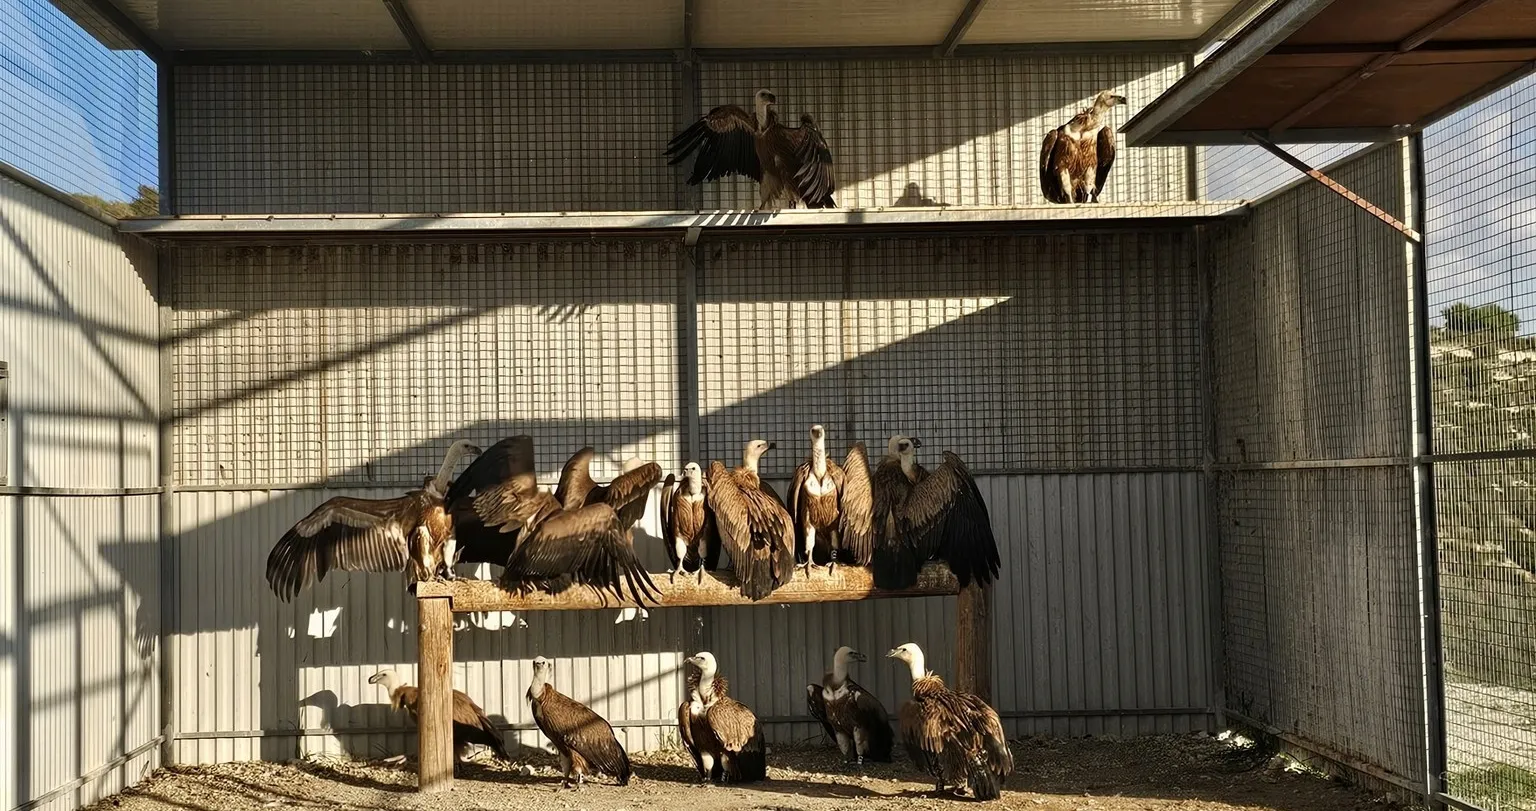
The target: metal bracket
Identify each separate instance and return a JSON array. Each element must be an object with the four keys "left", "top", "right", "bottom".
[
  {"left": 1244, "top": 132, "right": 1423, "bottom": 243},
  {"left": 381, "top": 0, "right": 434, "bottom": 63}
]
